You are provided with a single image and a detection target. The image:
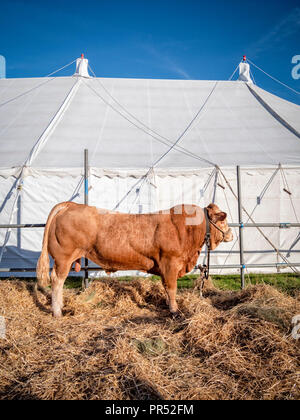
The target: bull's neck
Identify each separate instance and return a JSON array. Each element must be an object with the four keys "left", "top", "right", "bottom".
[{"left": 192, "top": 218, "right": 207, "bottom": 251}]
